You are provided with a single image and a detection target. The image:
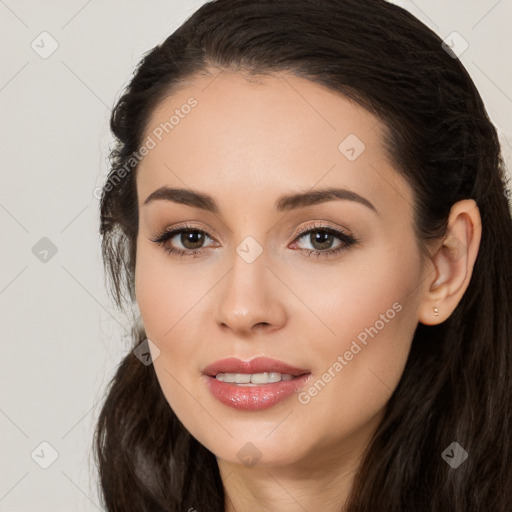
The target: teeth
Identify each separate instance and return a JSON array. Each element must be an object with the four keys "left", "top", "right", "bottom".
[{"left": 215, "top": 372, "right": 295, "bottom": 384}]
